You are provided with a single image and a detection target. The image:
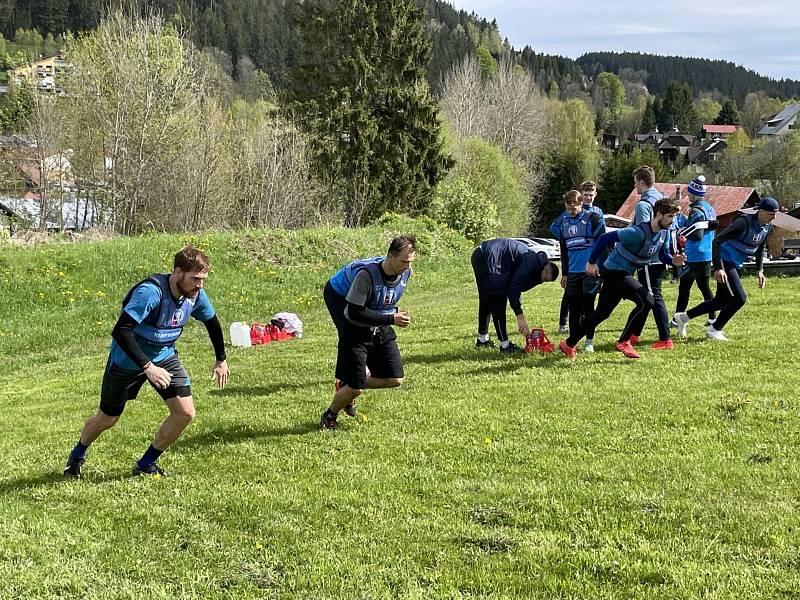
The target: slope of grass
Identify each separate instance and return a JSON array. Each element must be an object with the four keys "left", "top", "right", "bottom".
[{"left": 1, "top": 223, "right": 799, "bottom": 599}]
